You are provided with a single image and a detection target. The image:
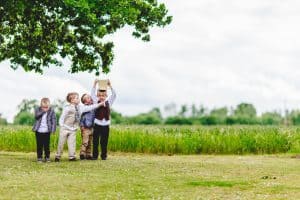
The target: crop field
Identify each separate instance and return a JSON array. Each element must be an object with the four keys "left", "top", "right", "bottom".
[{"left": 0, "top": 125, "right": 300, "bottom": 154}]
